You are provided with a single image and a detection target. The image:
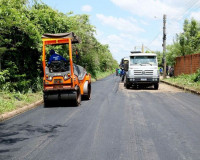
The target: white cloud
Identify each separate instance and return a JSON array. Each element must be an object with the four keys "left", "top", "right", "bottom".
[
  {"left": 81, "top": 5, "right": 92, "bottom": 12},
  {"left": 96, "top": 14, "right": 145, "bottom": 33},
  {"left": 140, "top": 20, "right": 149, "bottom": 26},
  {"left": 96, "top": 32, "right": 149, "bottom": 62},
  {"left": 110, "top": 0, "right": 184, "bottom": 20},
  {"left": 190, "top": 11, "right": 200, "bottom": 21}
]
